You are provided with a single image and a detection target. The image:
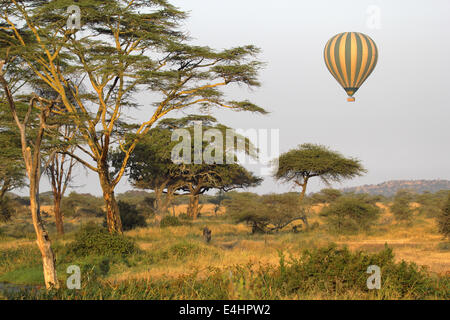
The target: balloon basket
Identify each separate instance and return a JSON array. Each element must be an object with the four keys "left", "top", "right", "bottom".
[{"left": 347, "top": 97, "right": 356, "bottom": 102}]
